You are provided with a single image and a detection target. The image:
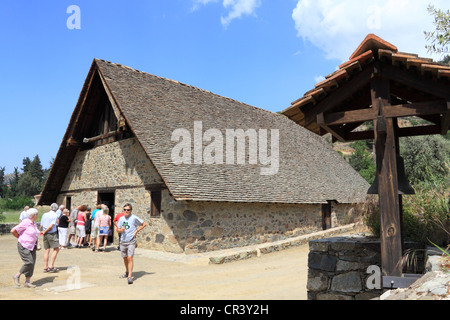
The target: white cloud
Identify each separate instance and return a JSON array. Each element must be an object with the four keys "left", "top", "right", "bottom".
[
  {"left": 192, "top": 0, "right": 261, "bottom": 28},
  {"left": 191, "top": 0, "right": 219, "bottom": 11},
  {"left": 221, "top": 0, "right": 262, "bottom": 28},
  {"left": 314, "top": 75, "right": 325, "bottom": 83},
  {"left": 292, "top": 0, "right": 450, "bottom": 62}
]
